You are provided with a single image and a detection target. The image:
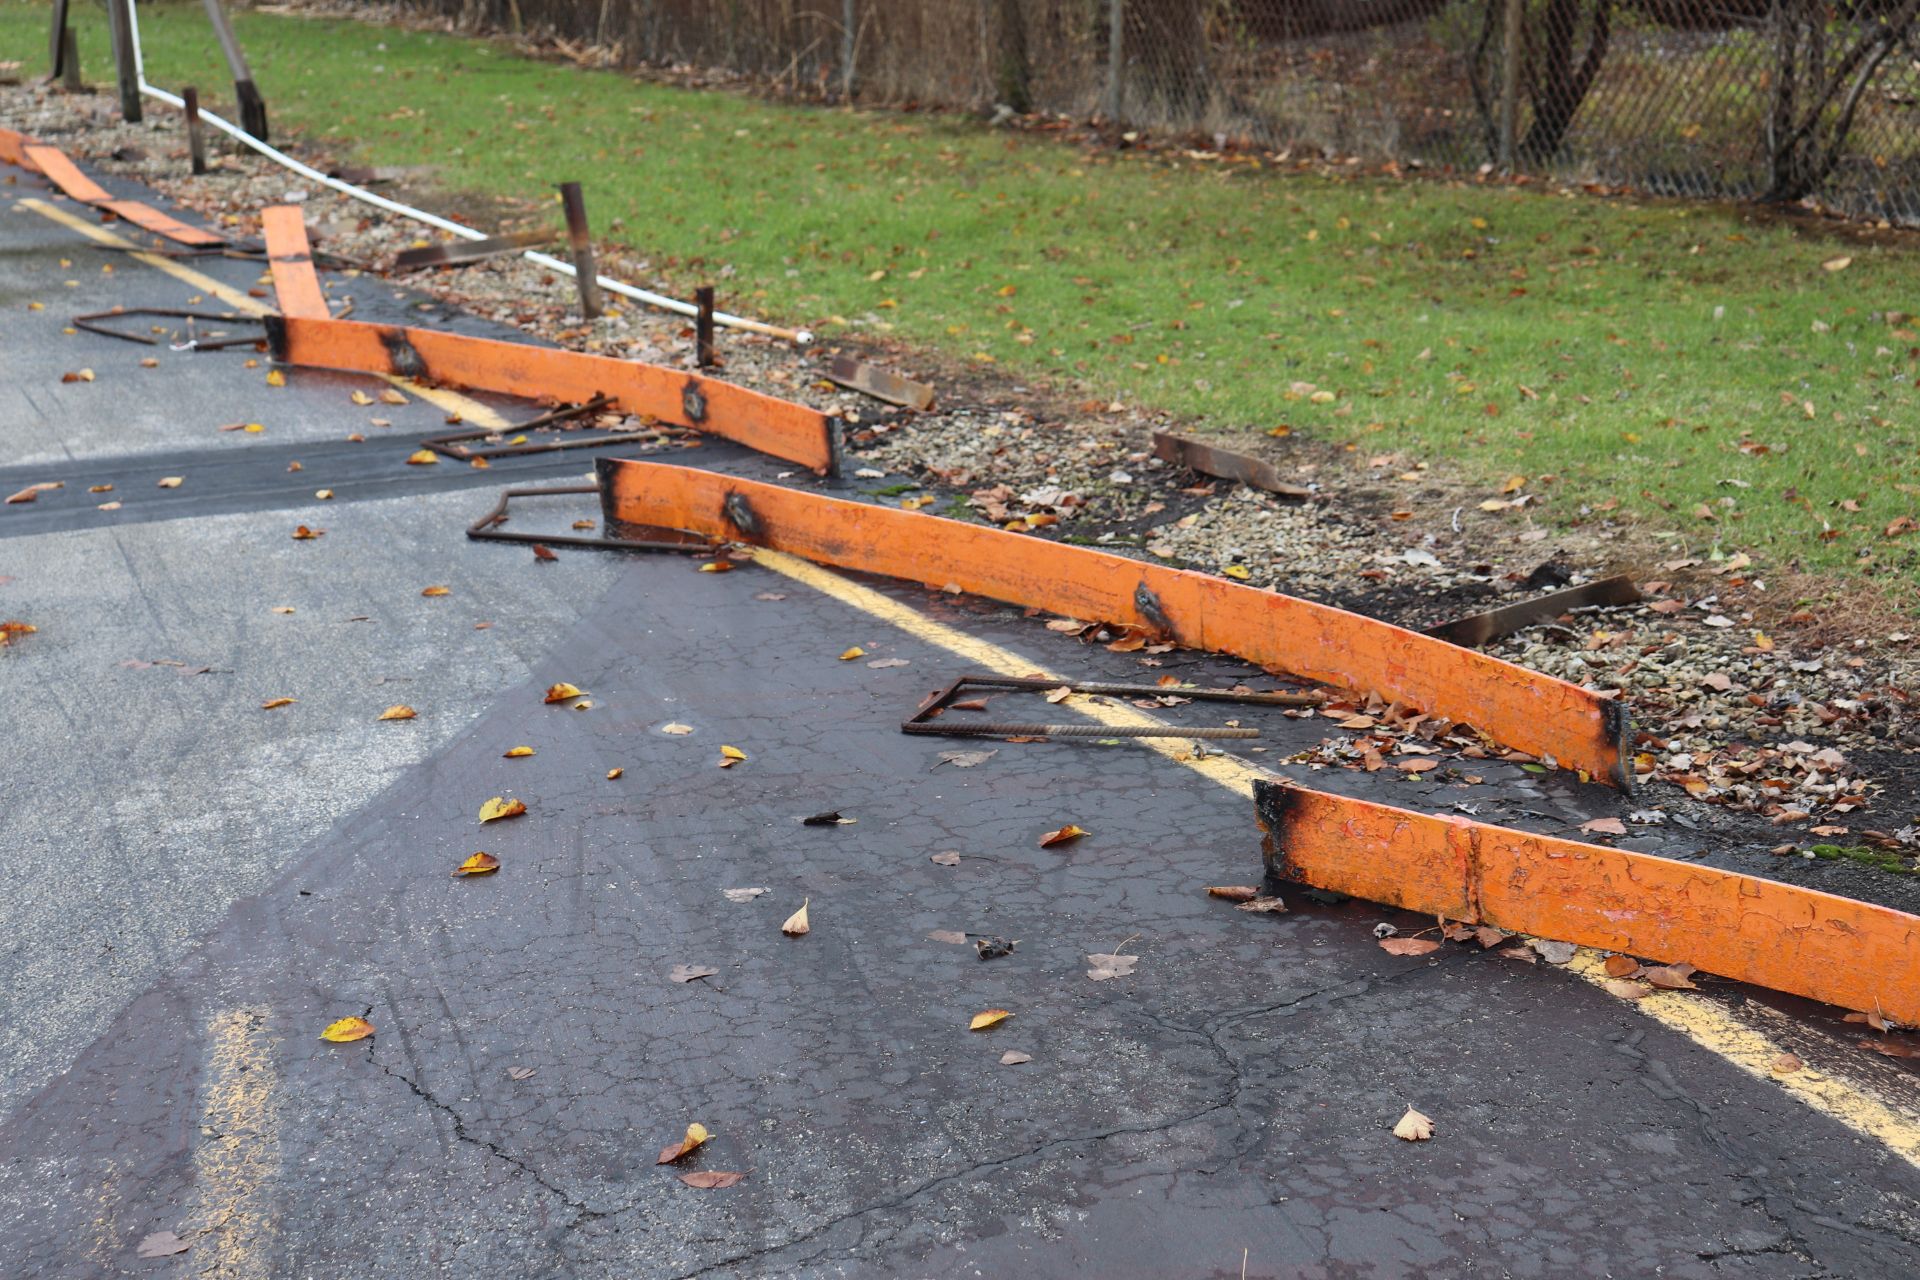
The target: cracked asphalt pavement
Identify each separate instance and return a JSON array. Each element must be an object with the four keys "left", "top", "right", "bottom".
[{"left": 4, "top": 165, "right": 1920, "bottom": 1278}]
